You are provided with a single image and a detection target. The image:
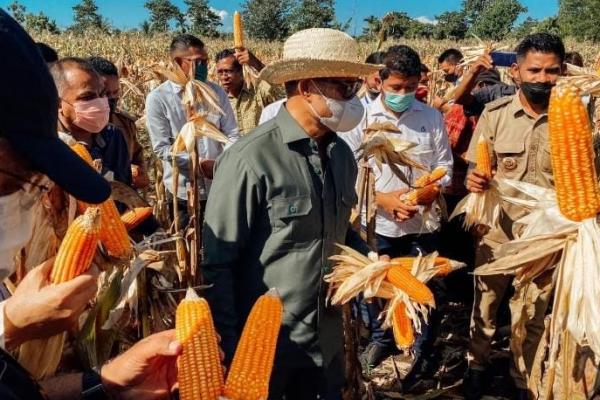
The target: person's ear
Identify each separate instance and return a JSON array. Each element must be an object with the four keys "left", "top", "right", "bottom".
[{"left": 298, "top": 80, "right": 312, "bottom": 98}]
